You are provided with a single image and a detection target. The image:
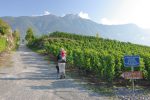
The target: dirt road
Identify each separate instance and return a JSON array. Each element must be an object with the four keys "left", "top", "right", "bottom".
[{"left": 0, "top": 44, "right": 112, "bottom": 100}]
